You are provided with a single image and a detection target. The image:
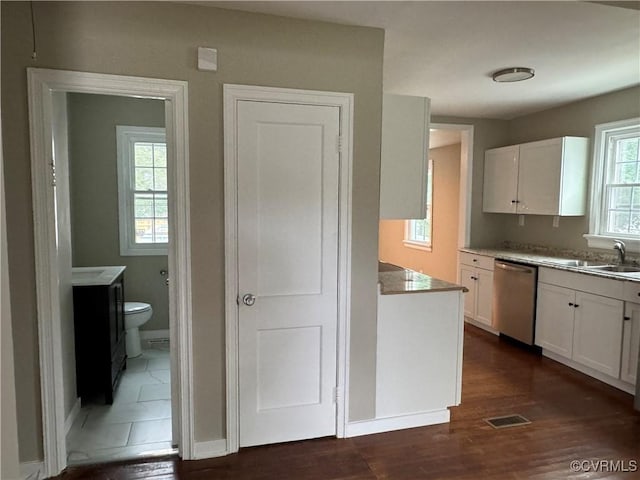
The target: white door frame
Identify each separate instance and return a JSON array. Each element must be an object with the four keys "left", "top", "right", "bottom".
[
  {"left": 223, "top": 84, "right": 354, "bottom": 453},
  {"left": 27, "top": 68, "right": 194, "bottom": 477},
  {"left": 430, "top": 122, "right": 474, "bottom": 248}
]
